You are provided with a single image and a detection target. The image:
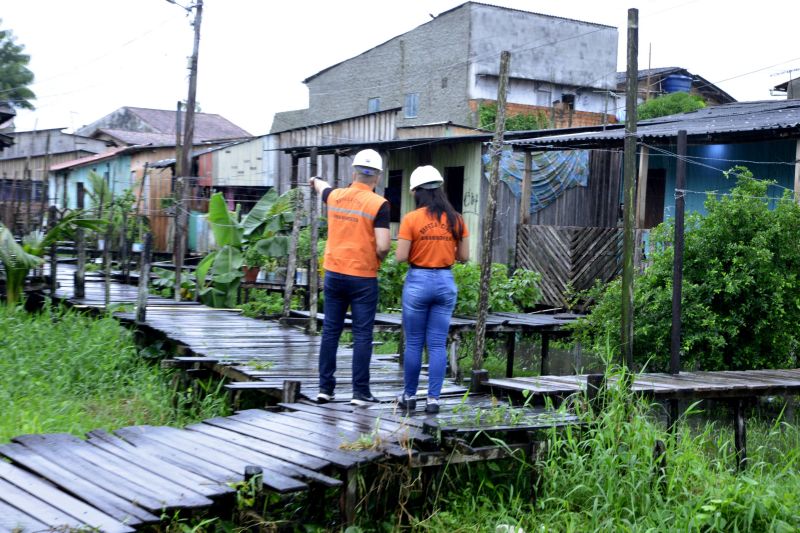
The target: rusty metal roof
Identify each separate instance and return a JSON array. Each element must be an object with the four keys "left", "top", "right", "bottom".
[{"left": 509, "top": 99, "right": 800, "bottom": 149}]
